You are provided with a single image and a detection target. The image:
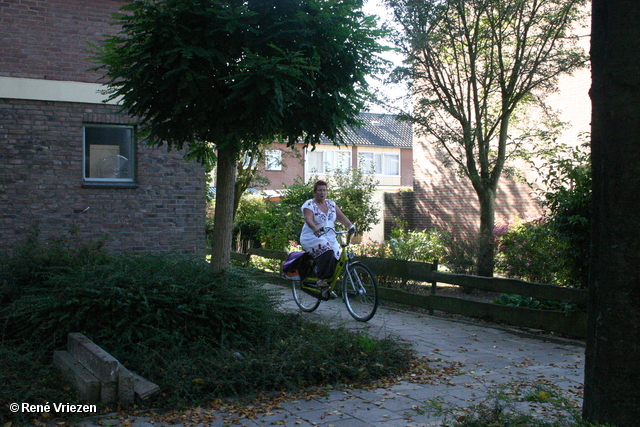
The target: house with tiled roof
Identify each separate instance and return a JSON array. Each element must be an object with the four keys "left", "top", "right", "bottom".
[{"left": 253, "top": 112, "right": 413, "bottom": 241}]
